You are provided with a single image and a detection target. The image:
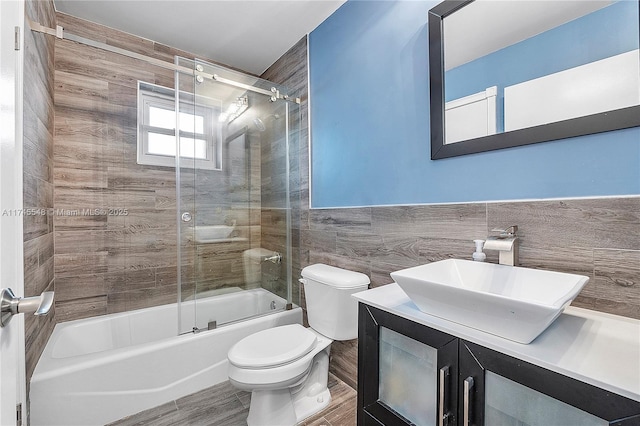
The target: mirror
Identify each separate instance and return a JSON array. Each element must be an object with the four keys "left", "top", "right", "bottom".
[{"left": 429, "top": 0, "right": 640, "bottom": 160}]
